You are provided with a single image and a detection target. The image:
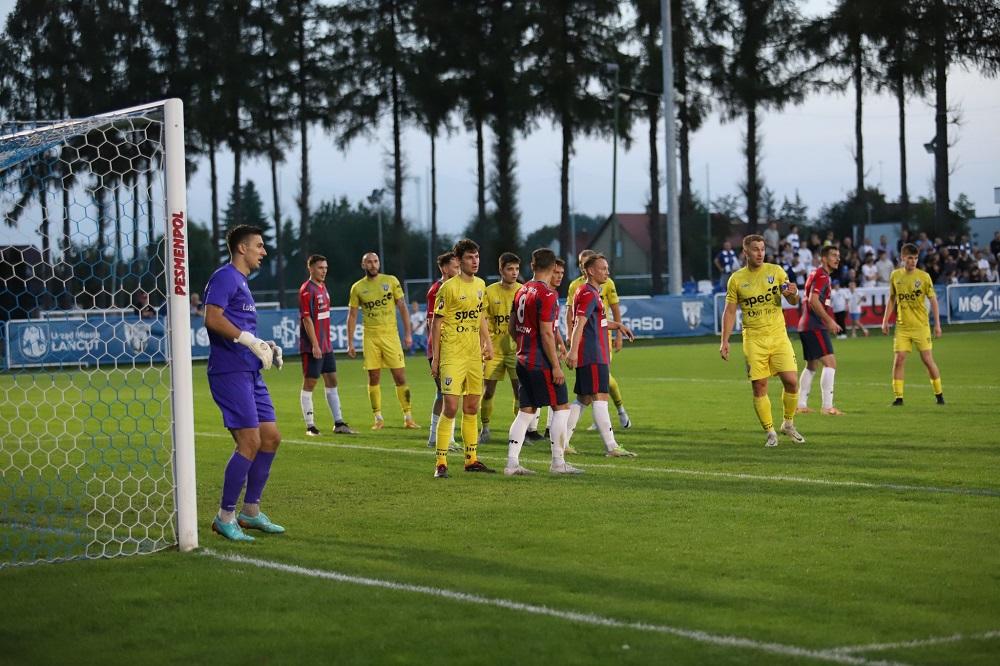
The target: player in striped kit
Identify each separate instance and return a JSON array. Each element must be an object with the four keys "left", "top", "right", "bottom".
[
  {"left": 504, "top": 248, "right": 580, "bottom": 476},
  {"left": 299, "top": 254, "right": 355, "bottom": 435},
  {"left": 796, "top": 246, "right": 845, "bottom": 415},
  {"left": 565, "top": 253, "right": 636, "bottom": 457}
]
